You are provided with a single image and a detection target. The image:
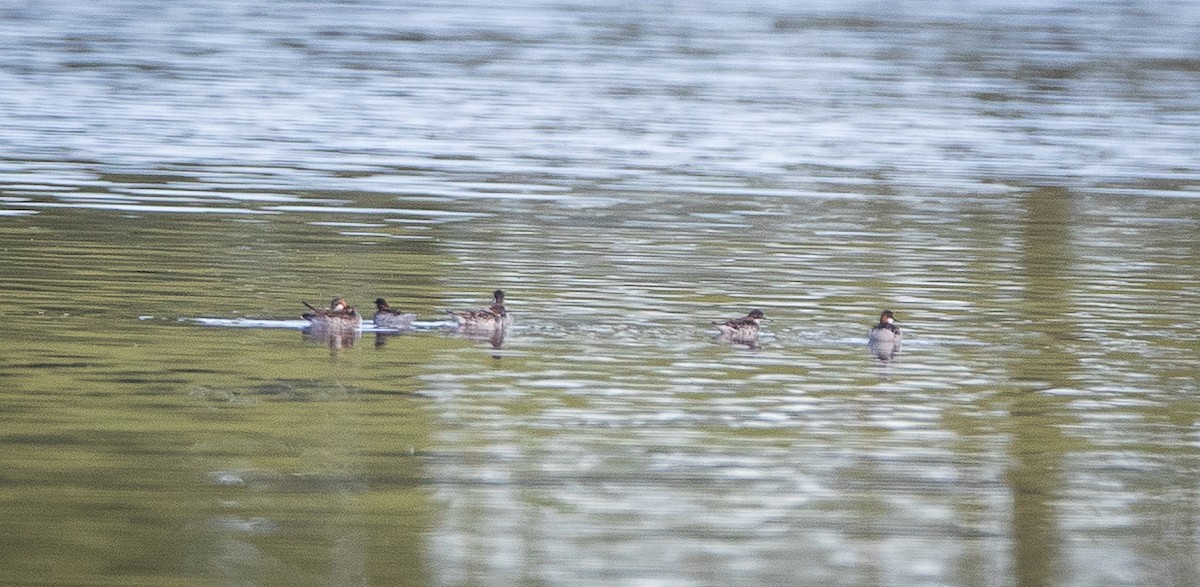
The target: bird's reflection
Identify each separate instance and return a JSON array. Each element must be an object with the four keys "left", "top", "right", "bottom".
[
  {"left": 373, "top": 331, "right": 406, "bottom": 349},
  {"left": 456, "top": 324, "right": 507, "bottom": 353},
  {"left": 302, "top": 326, "right": 361, "bottom": 354}
]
